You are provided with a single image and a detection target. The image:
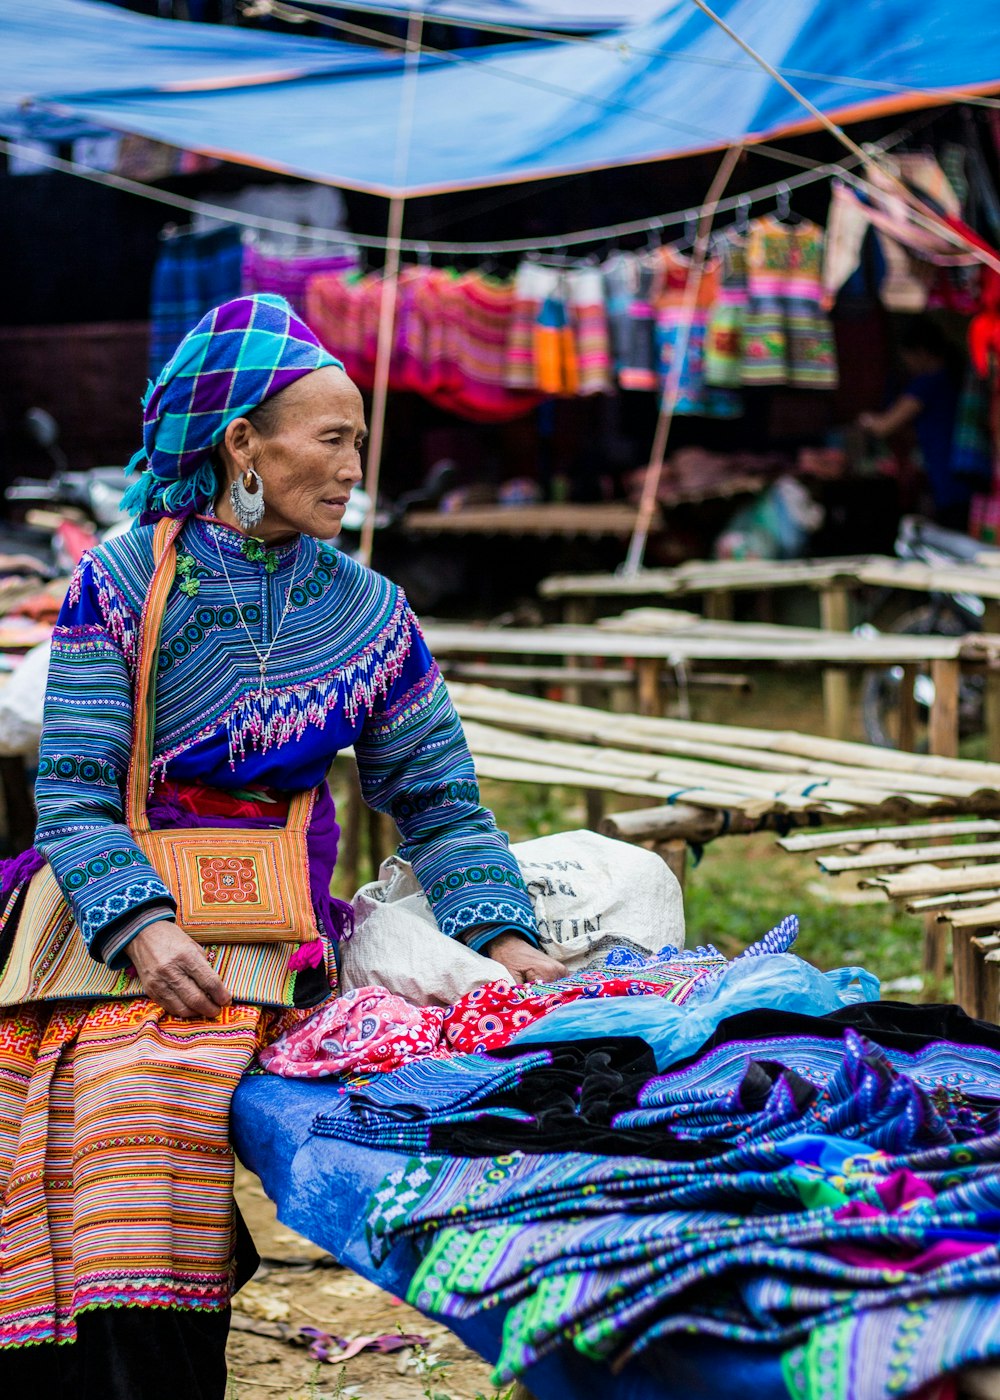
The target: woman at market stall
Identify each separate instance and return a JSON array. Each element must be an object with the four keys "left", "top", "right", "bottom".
[{"left": 0, "top": 293, "right": 564, "bottom": 1398}]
